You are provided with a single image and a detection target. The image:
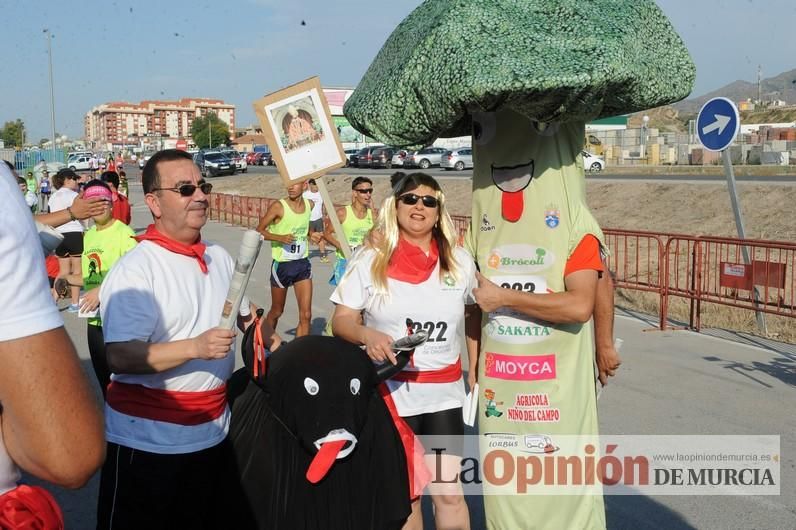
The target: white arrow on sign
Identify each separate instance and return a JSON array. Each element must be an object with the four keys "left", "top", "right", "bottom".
[{"left": 702, "top": 114, "right": 731, "bottom": 136}]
